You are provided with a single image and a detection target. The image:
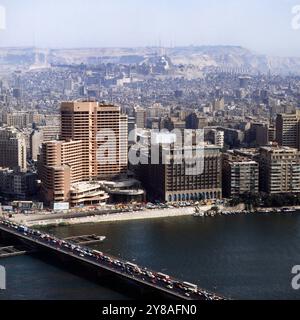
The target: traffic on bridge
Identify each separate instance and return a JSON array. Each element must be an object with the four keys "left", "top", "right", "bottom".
[{"left": 0, "top": 218, "right": 225, "bottom": 301}]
